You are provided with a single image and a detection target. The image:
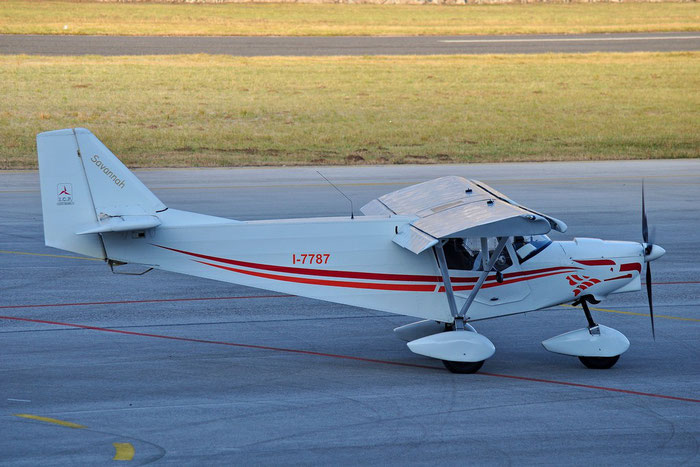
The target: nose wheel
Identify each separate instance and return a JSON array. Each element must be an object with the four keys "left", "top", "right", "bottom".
[
  {"left": 578, "top": 355, "right": 620, "bottom": 369},
  {"left": 542, "top": 296, "right": 629, "bottom": 369},
  {"left": 575, "top": 297, "right": 624, "bottom": 369},
  {"left": 442, "top": 359, "right": 485, "bottom": 374}
]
